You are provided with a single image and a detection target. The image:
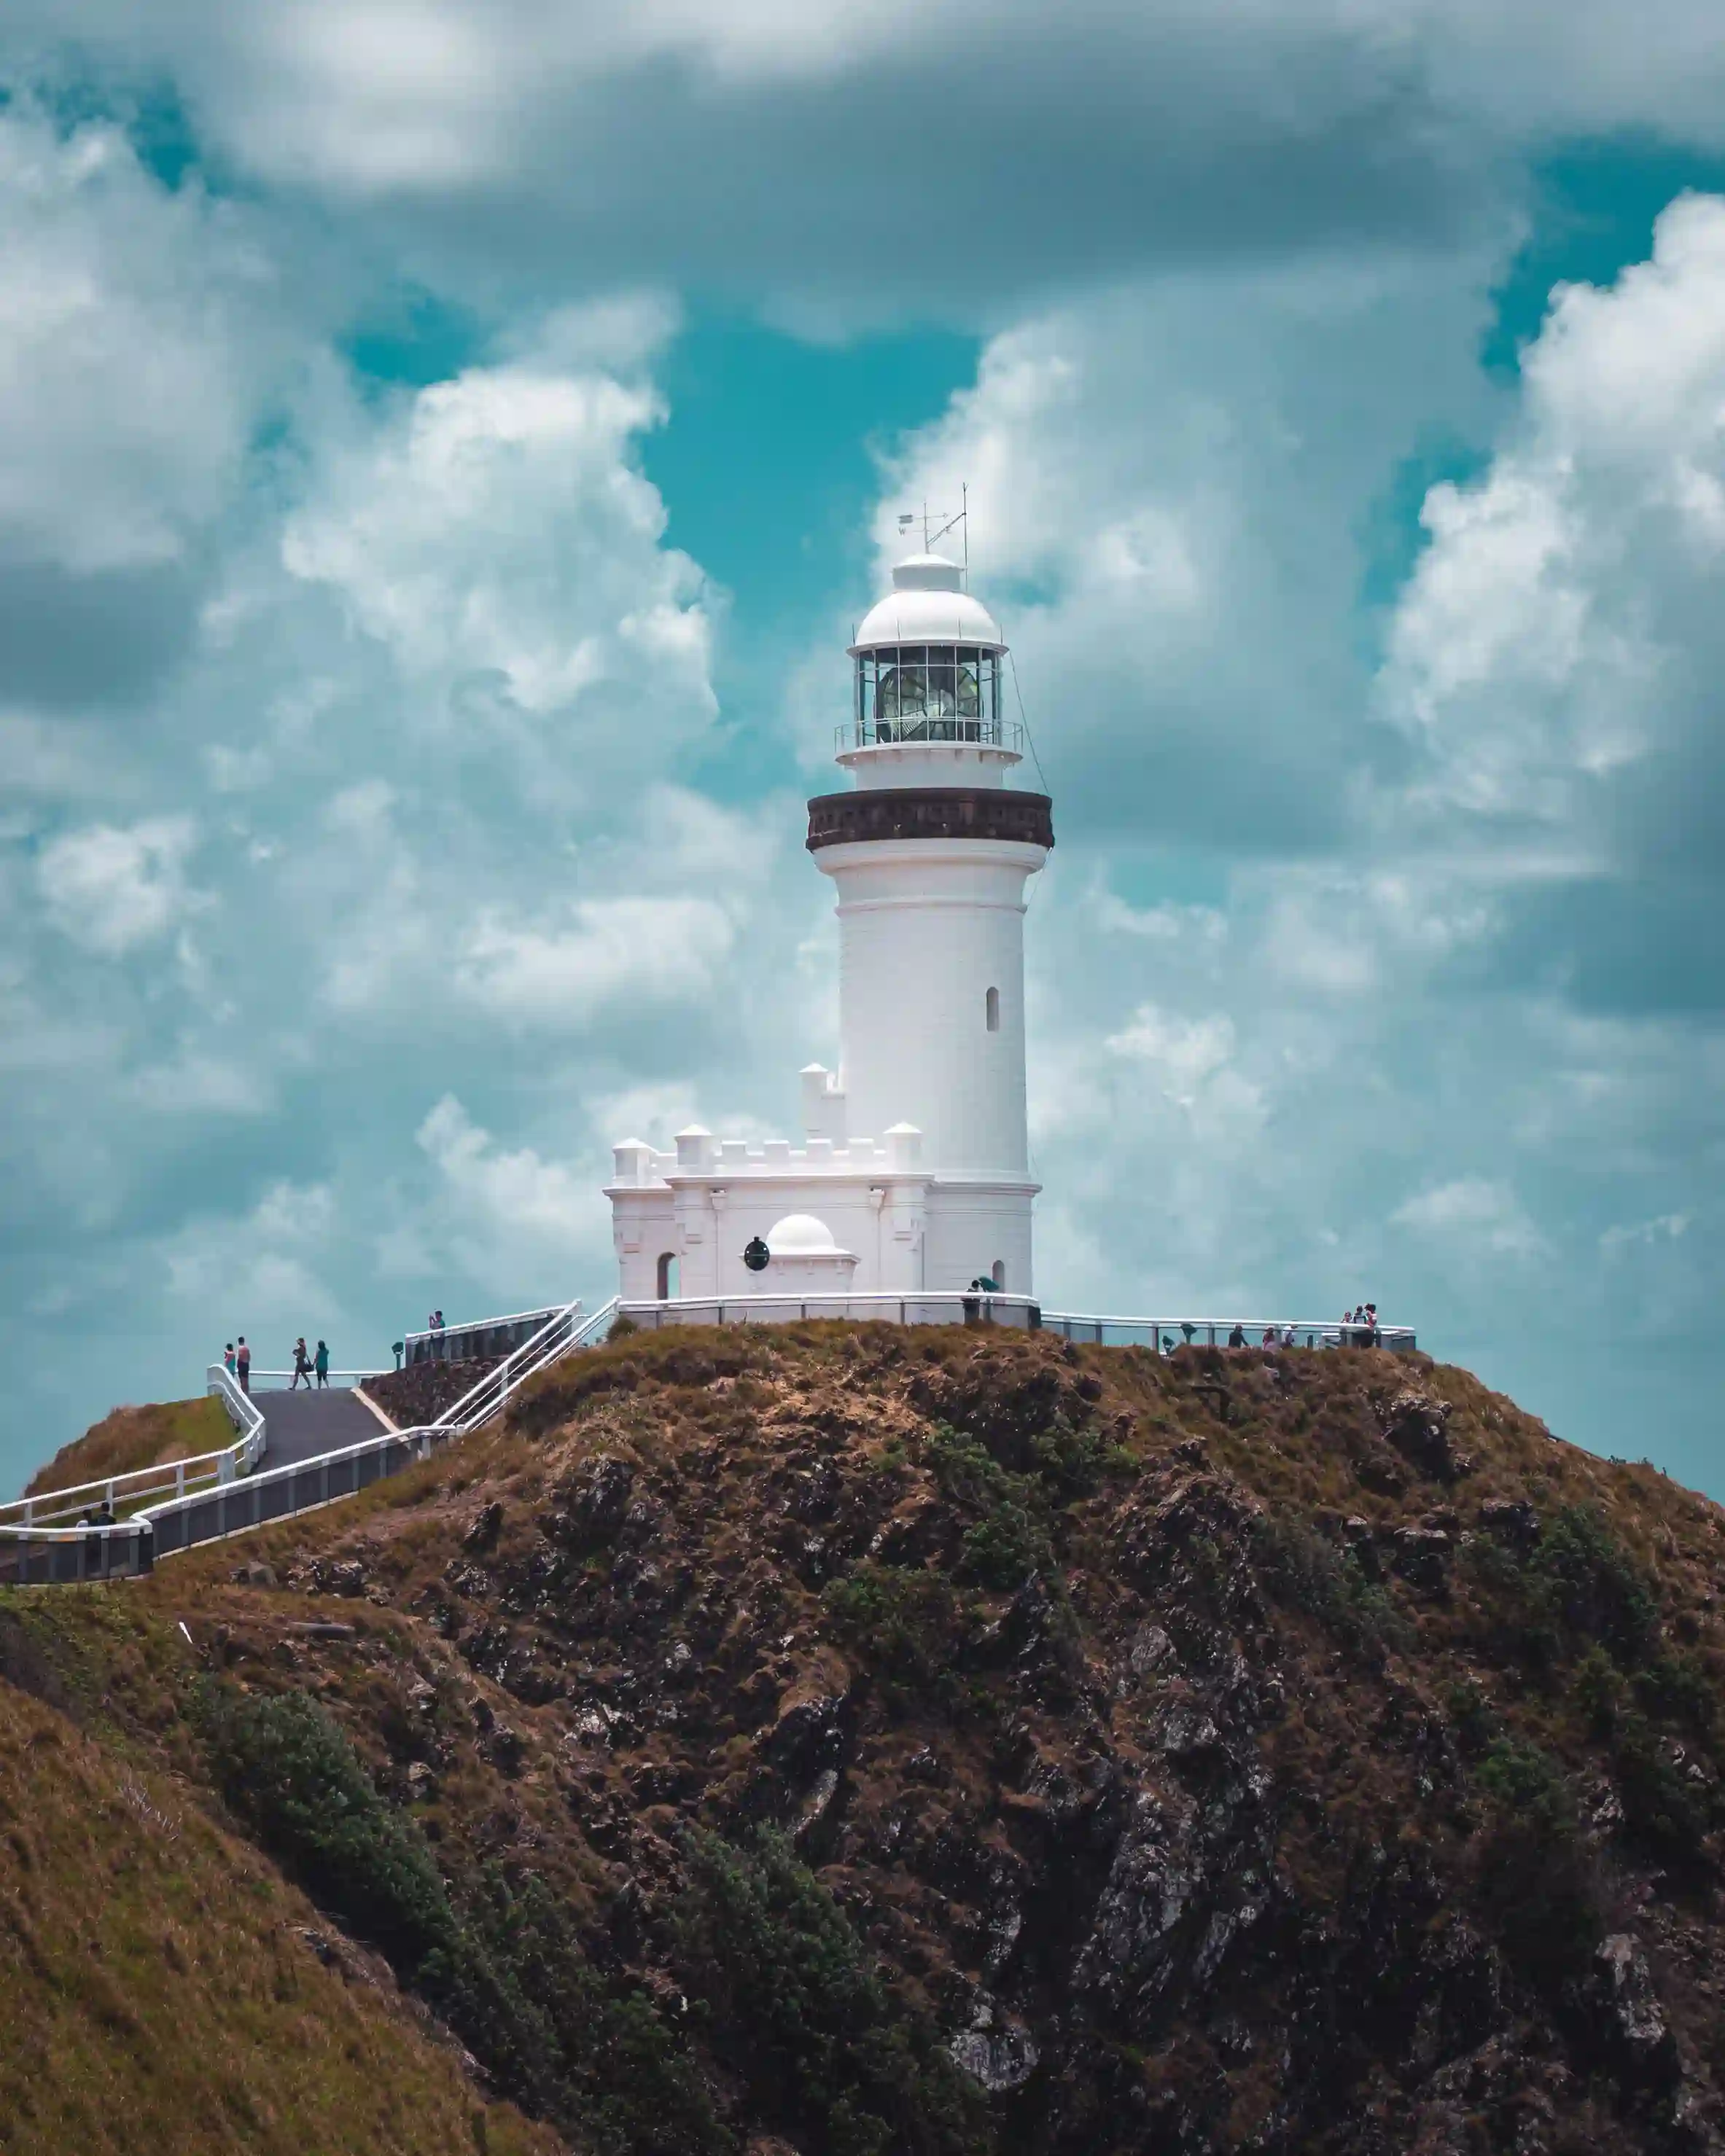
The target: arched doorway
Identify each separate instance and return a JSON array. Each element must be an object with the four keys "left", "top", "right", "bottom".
[
  {"left": 655, "top": 1251, "right": 680, "bottom": 1299},
  {"left": 991, "top": 1259, "right": 1006, "bottom": 1290}
]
